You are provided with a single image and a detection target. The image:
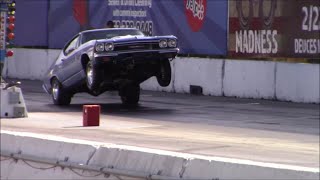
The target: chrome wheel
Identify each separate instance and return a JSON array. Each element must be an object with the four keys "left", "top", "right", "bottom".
[
  {"left": 86, "top": 61, "right": 102, "bottom": 93},
  {"left": 52, "top": 81, "right": 59, "bottom": 100},
  {"left": 86, "top": 63, "right": 93, "bottom": 87},
  {"left": 51, "top": 78, "right": 72, "bottom": 105}
]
